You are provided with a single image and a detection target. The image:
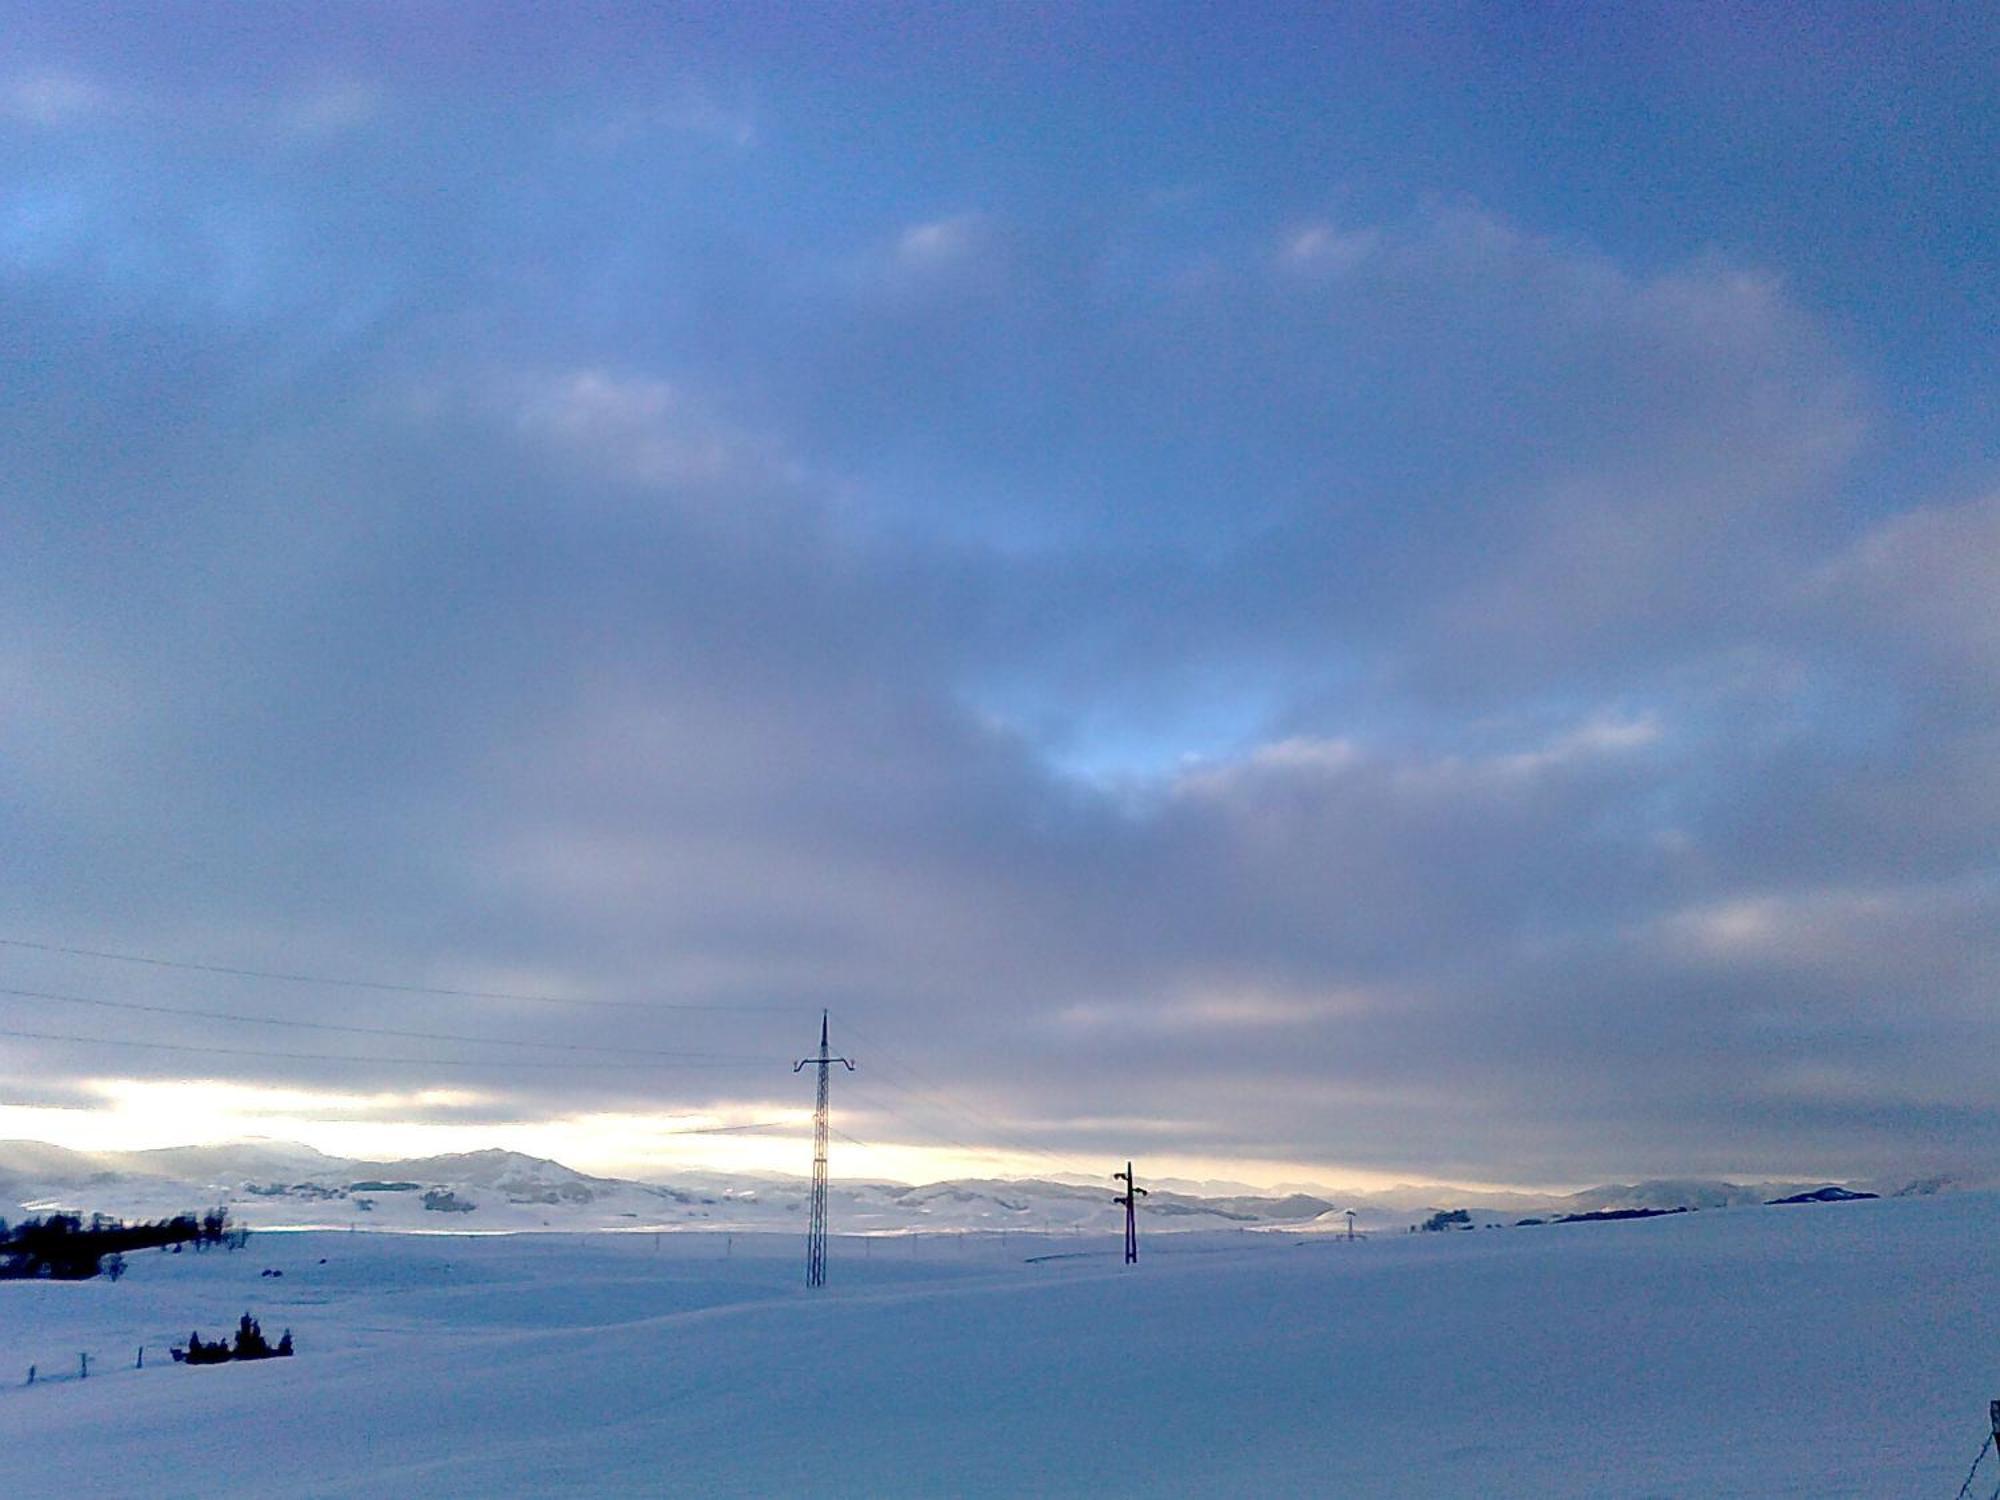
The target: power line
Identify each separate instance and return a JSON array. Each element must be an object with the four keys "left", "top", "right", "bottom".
[
  {"left": 675, "top": 1119, "right": 808, "bottom": 1137},
  {"left": 838, "top": 1016, "right": 1095, "bottom": 1167},
  {"left": 843, "top": 1082, "right": 996, "bottom": 1163},
  {"left": 1955, "top": 1431, "right": 1992, "bottom": 1500},
  {"left": 836, "top": 1016, "right": 1102, "bottom": 1179},
  {"left": 0, "top": 983, "right": 770, "bottom": 1063},
  {"left": 0, "top": 936, "right": 801, "bottom": 1014},
  {"left": 852, "top": 1068, "right": 1100, "bottom": 1179},
  {"left": 2, "top": 940, "right": 1108, "bottom": 1176},
  {"left": 842, "top": 1080, "right": 1105, "bottom": 1189},
  {"left": 0, "top": 1023, "right": 767, "bottom": 1071}
]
